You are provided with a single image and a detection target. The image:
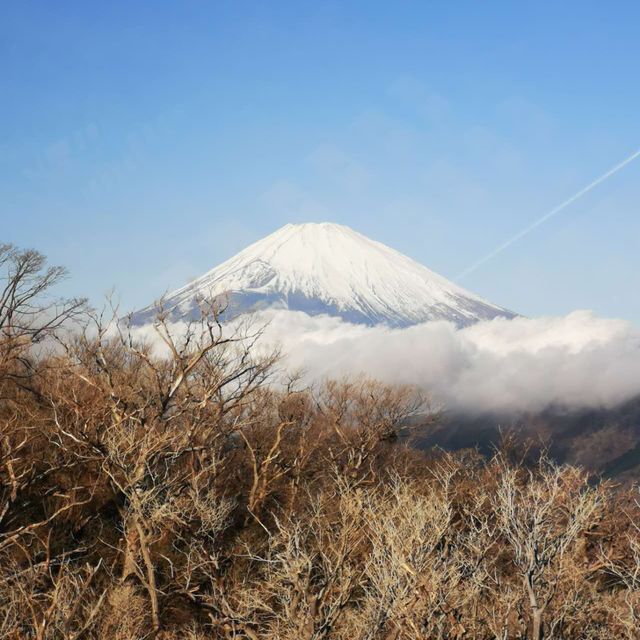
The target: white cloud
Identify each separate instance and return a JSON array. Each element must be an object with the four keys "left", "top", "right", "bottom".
[
  {"left": 127, "top": 309, "right": 640, "bottom": 414},
  {"left": 254, "top": 310, "right": 640, "bottom": 413}
]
